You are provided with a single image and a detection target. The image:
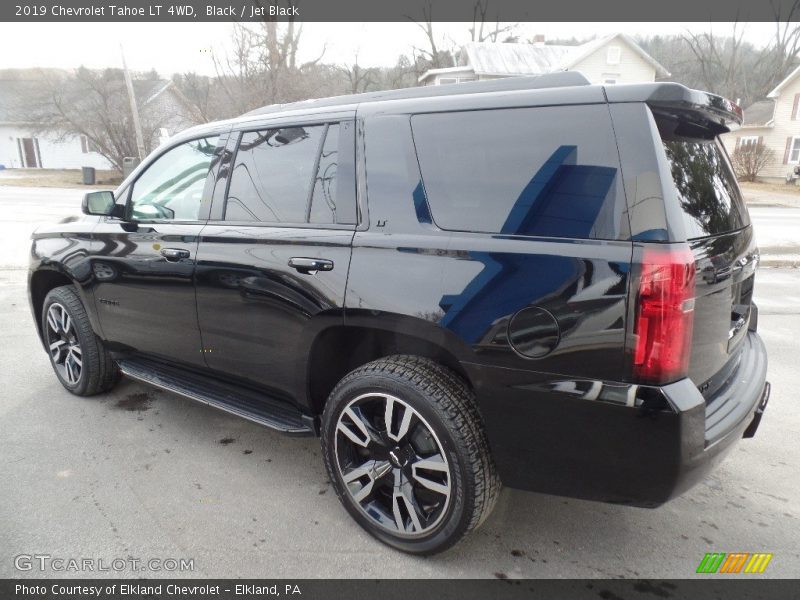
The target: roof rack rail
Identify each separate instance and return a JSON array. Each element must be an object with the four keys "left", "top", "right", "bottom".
[{"left": 244, "top": 71, "right": 591, "bottom": 117}]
